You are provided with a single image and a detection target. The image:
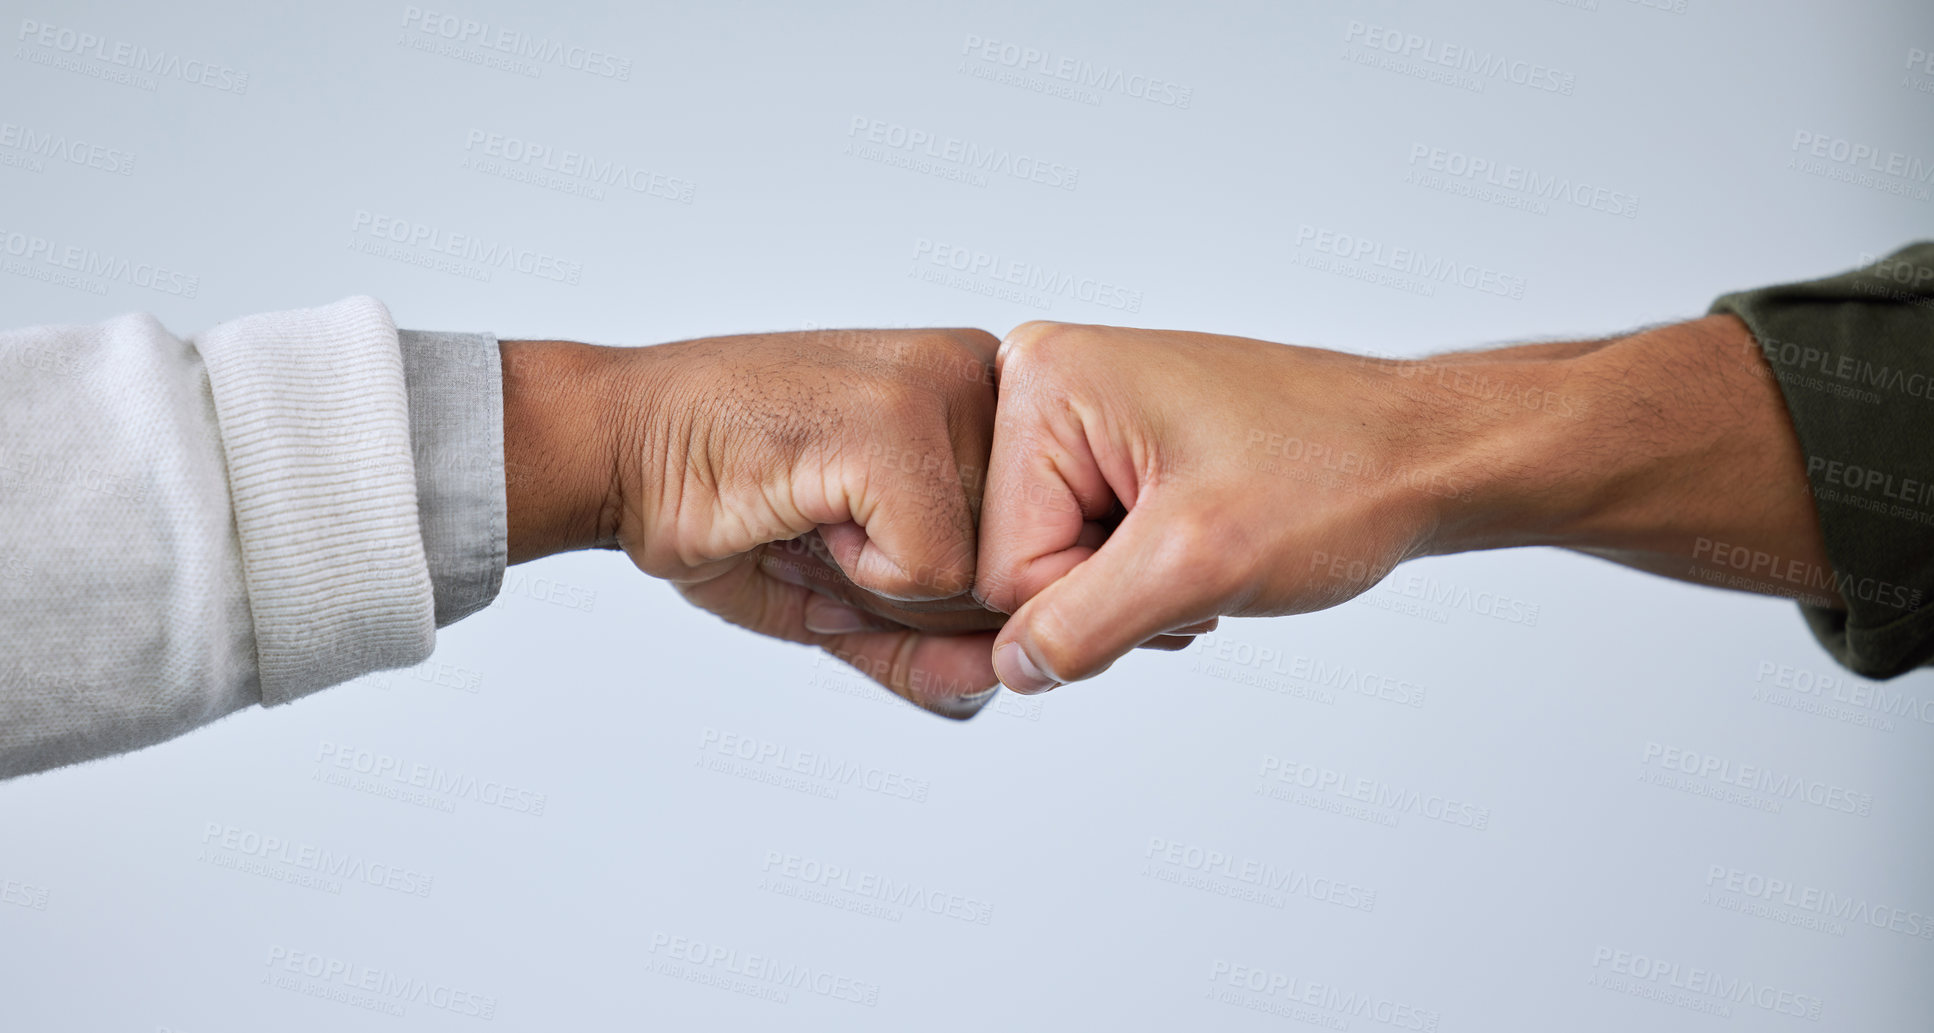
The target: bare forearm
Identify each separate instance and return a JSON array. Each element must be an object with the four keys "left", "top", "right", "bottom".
[{"left": 1426, "top": 315, "right": 1841, "bottom": 607}]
